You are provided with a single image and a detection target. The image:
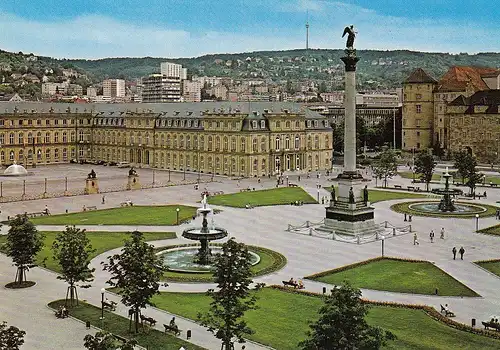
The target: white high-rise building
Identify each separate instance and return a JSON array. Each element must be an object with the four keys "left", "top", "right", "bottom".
[
  {"left": 161, "top": 62, "right": 182, "bottom": 78},
  {"left": 102, "top": 79, "right": 125, "bottom": 98}
]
